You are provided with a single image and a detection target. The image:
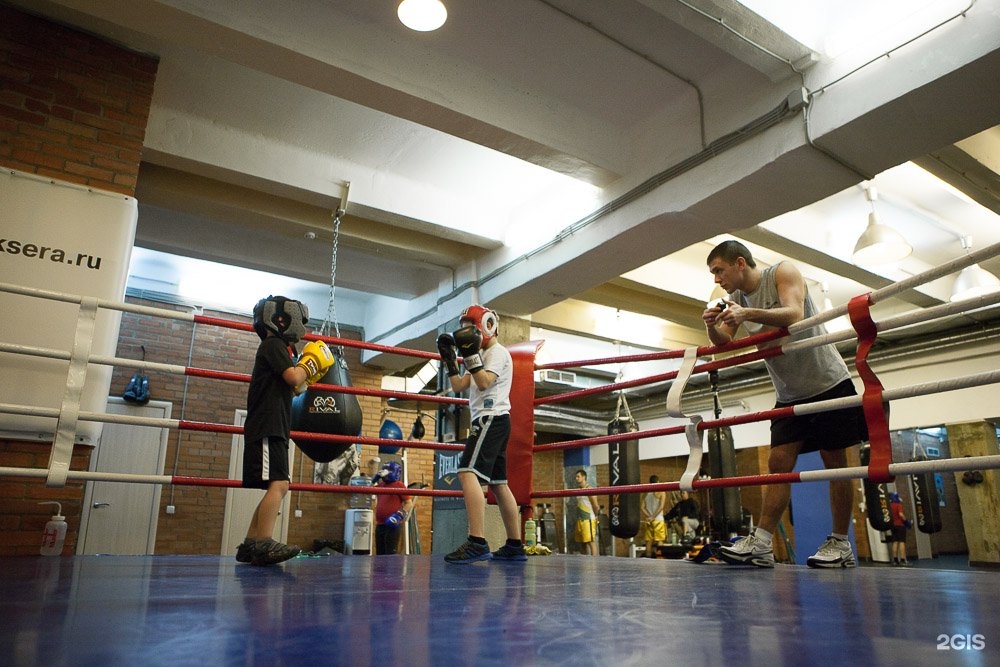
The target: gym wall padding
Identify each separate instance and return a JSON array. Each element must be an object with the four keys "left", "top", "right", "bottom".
[
  {"left": 0, "top": 171, "right": 136, "bottom": 444},
  {"left": 503, "top": 341, "right": 543, "bottom": 507}
]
